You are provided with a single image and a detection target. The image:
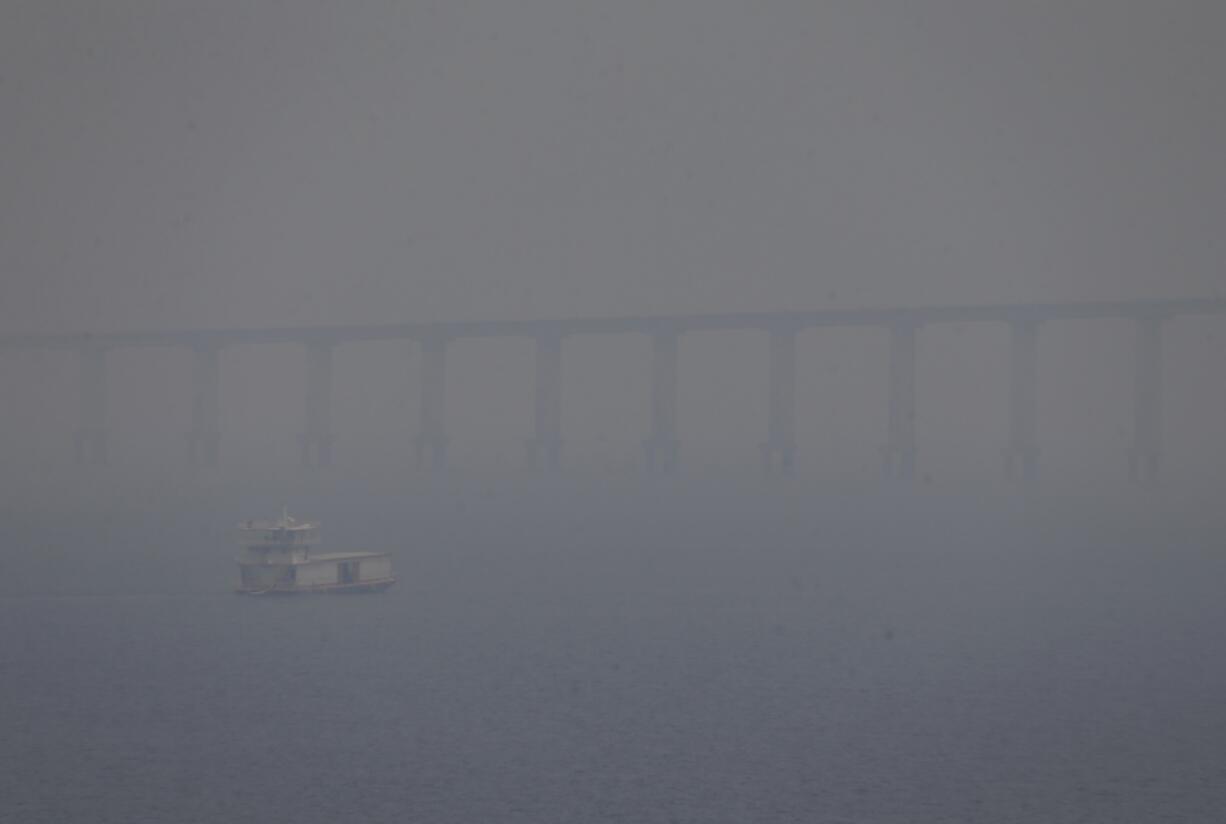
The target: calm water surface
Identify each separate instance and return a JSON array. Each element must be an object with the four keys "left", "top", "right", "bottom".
[{"left": 3, "top": 487, "right": 1224, "bottom": 823}]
